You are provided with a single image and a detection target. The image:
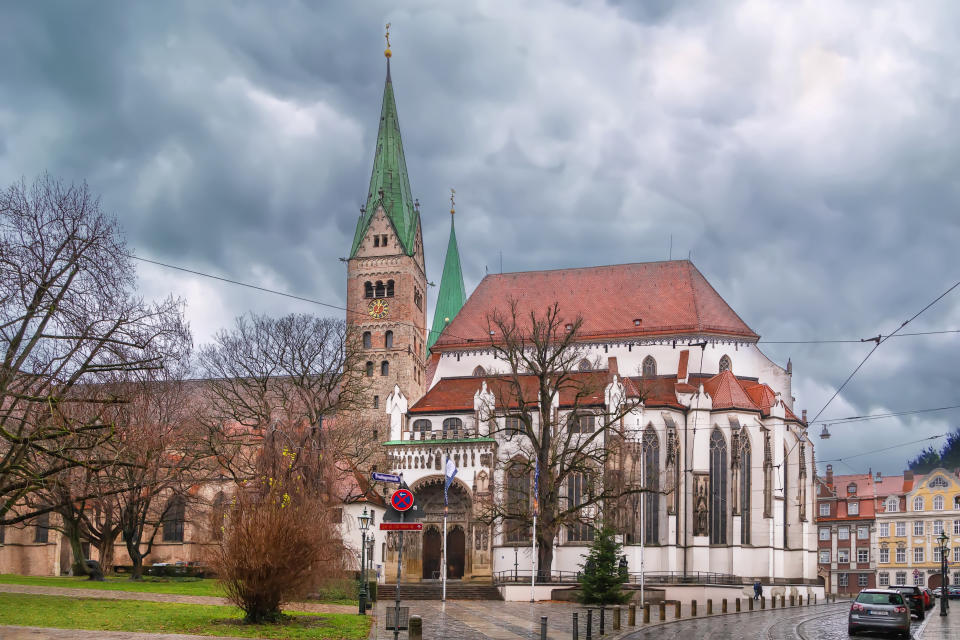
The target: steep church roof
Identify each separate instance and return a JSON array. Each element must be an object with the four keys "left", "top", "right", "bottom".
[
  {"left": 431, "top": 260, "right": 758, "bottom": 350},
  {"left": 428, "top": 211, "right": 466, "bottom": 349},
  {"left": 350, "top": 59, "right": 420, "bottom": 257}
]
